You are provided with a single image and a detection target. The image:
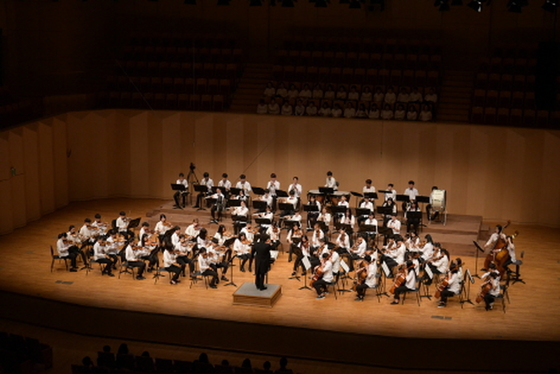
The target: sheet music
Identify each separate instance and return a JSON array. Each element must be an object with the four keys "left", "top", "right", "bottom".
[
  {"left": 270, "top": 250, "right": 279, "bottom": 260},
  {"left": 340, "top": 259, "right": 350, "bottom": 273},
  {"left": 302, "top": 256, "right": 312, "bottom": 271},
  {"left": 425, "top": 264, "right": 434, "bottom": 279},
  {"left": 382, "top": 261, "right": 391, "bottom": 277}
]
